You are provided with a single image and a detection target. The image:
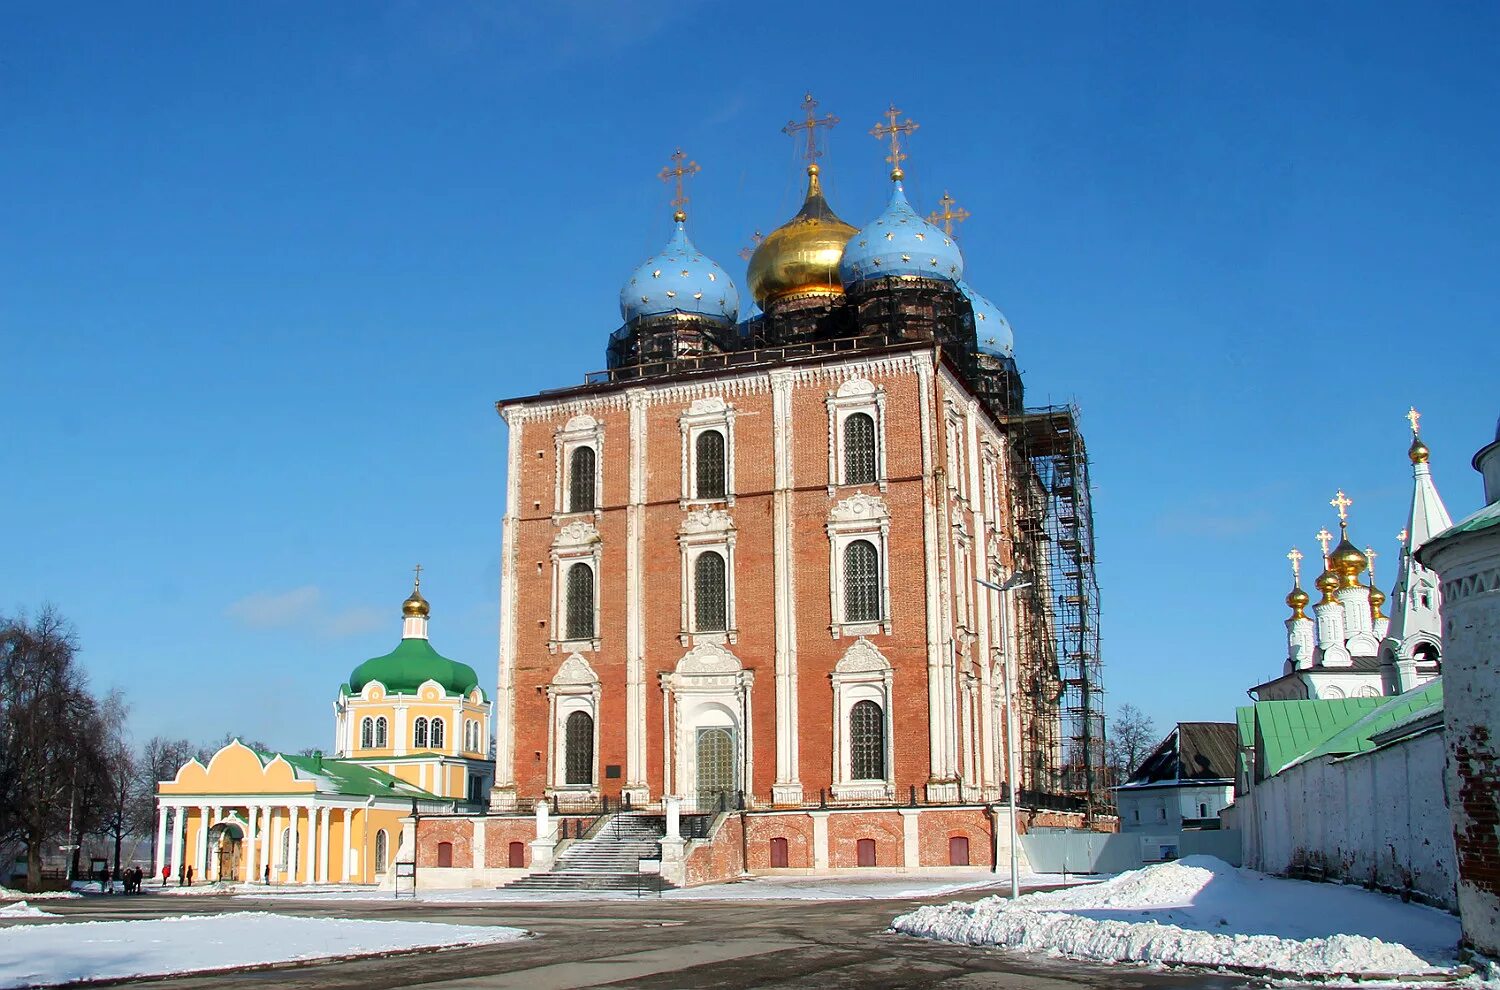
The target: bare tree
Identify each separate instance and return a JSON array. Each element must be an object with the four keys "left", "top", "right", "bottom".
[
  {"left": 1106, "top": 703, "right": 1158, "bottom": 787},
  {"left": 131, "top": 735, "right": 197, "bottom": 855},
  {"left": 195, "top": 733, "right": 270, "bottom": 766},
  {"left": 0, "top": 607, "right": 111, "bottom": 886},
  {"left": 92, "top": 690, "right": 135, "bottom": 875}
]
